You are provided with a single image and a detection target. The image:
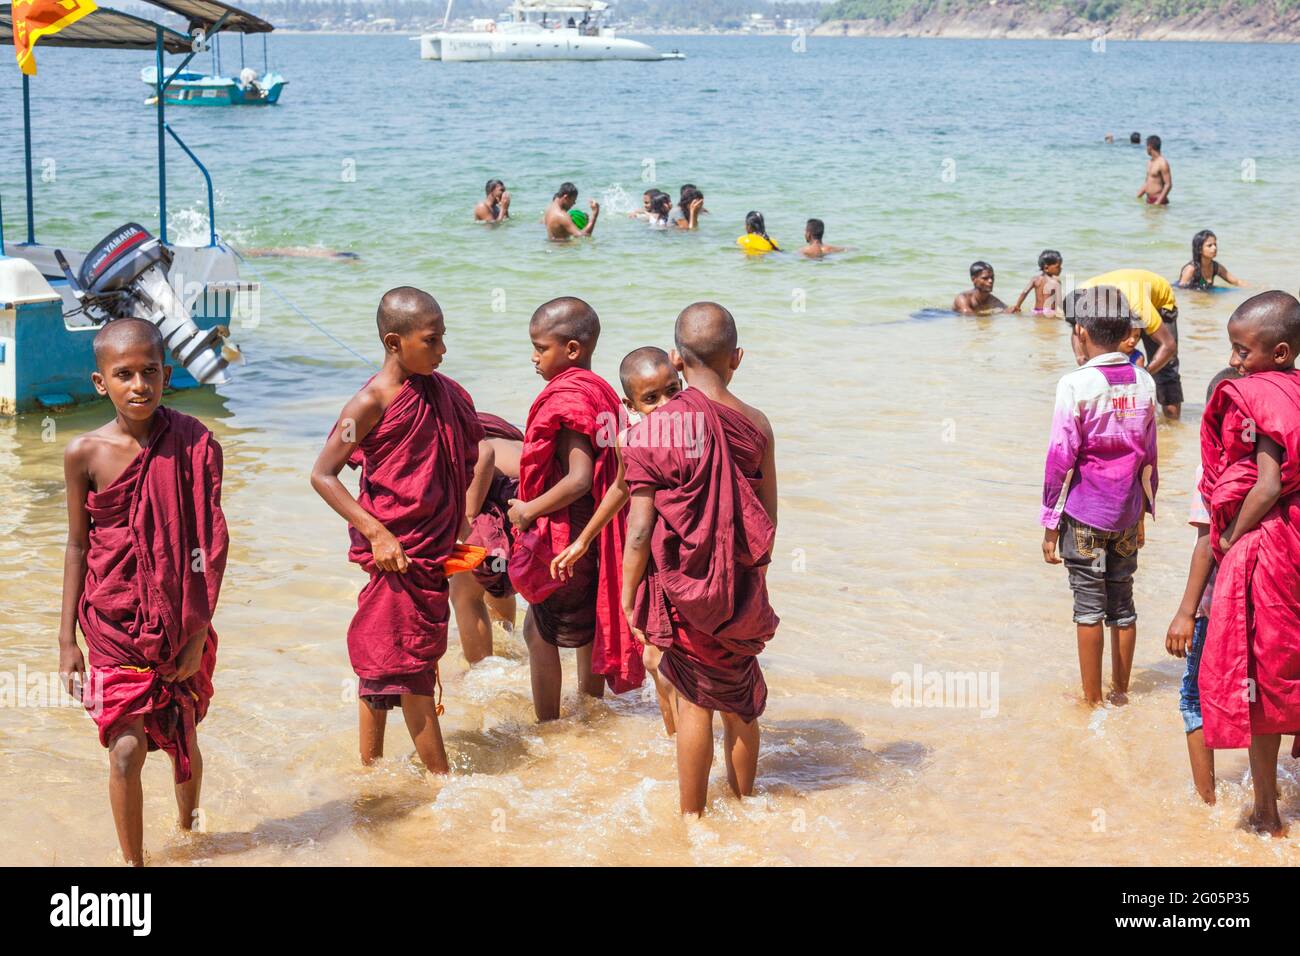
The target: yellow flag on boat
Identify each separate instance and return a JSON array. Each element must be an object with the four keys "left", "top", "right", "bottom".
[{"left": 12, "top": 0, "right": 100, "bottom": 75}]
